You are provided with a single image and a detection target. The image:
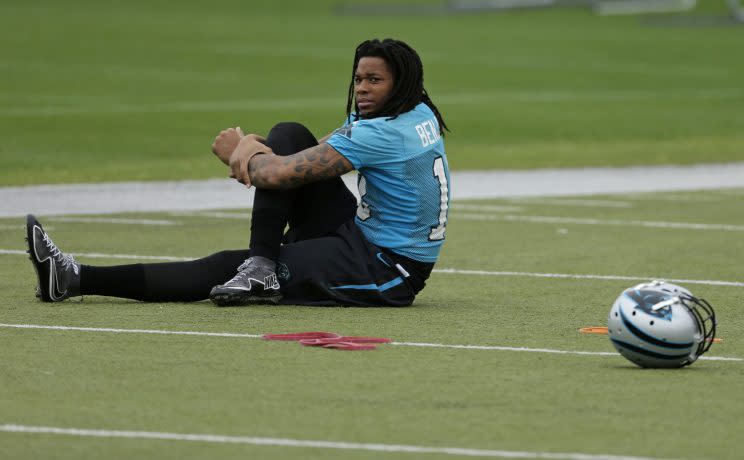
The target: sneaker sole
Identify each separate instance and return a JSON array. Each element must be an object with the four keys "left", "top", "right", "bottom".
[
  {"left": 27, "top": 246, "right": 51, "bottom": 302},
  {"left": 26, "top": 215, "right": 53, "bottom": 302},
  {"left": 210, "top": 291, "right": 282, "bottom": 307}
]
